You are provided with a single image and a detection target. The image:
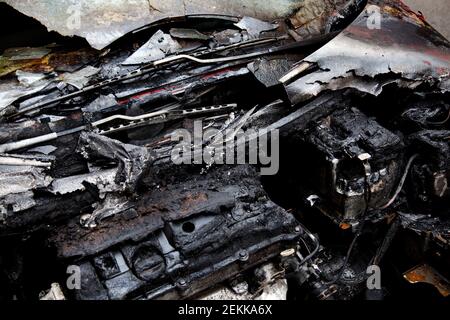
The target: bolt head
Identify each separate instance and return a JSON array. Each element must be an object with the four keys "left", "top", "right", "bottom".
[{"left": 239, "top": 251, "right": 249, "bottom": 261}]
